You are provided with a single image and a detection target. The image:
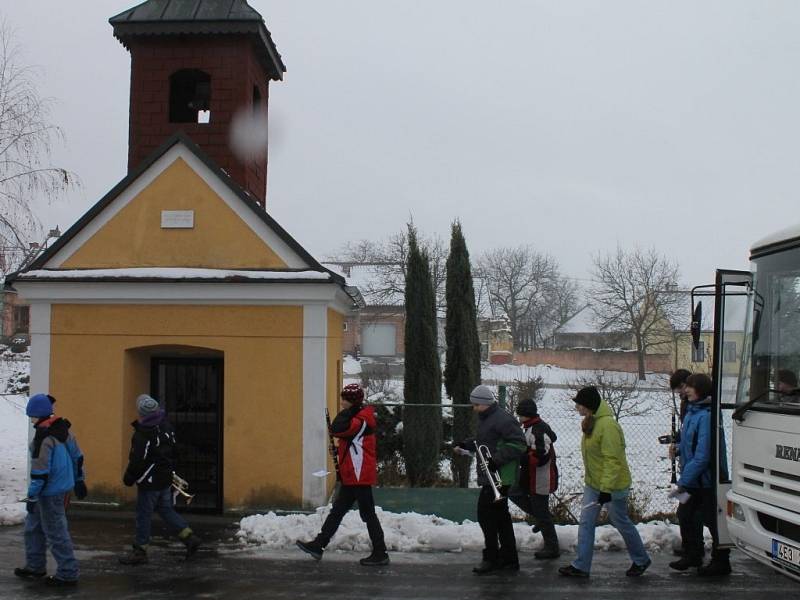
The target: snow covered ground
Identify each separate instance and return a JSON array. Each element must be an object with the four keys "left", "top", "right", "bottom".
[
  {"left": 0, "top": 356, "right": 29, "bottom": 526},
  {"left": 238, "top": 507, "right": 690, "bottom": 555}
]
